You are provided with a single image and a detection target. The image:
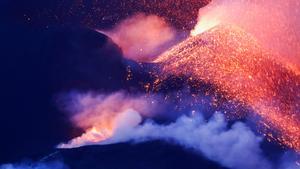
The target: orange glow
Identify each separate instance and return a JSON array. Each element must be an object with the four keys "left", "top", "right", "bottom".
[
  {"left": 57, "top": 92, "right": 153, "bottom": 148},
  {"left": 155, "top": 24, "right": 300, "bottom": 152},
  {"left": 191, "top": 16, "right": 220, "bottom": 36},
  {"left": 58, "top": 116, "right": 115, "bottom": 148}
]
